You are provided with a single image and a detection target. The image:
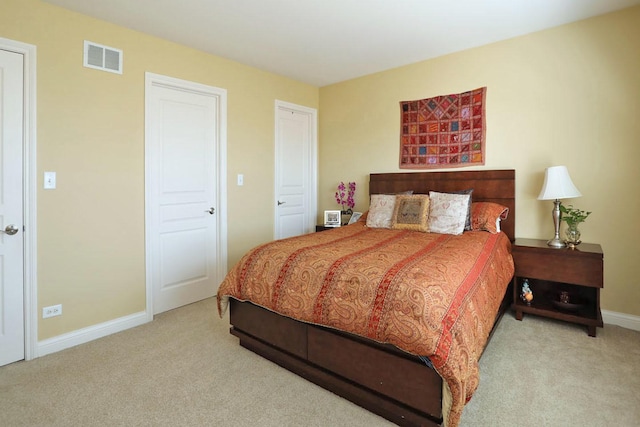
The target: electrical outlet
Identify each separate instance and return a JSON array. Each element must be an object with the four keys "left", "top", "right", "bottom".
[{"left": 42, "top": 304, "right": 62, "bottom": 319}]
